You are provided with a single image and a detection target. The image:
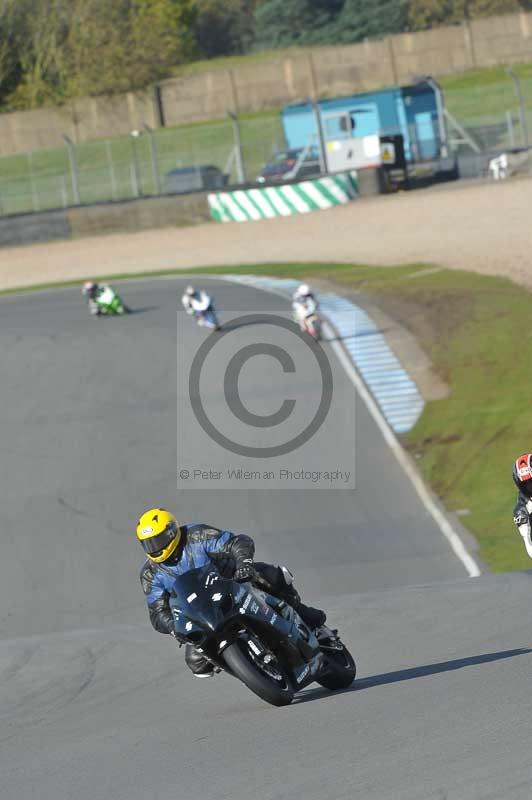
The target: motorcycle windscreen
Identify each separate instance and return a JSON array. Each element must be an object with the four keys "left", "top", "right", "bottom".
[
  {"left": 170, "top": 566, "right": 238, "bottom": 634},
  {"left": 97, "top": 287, "right": 115, "bottom": 305}
]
